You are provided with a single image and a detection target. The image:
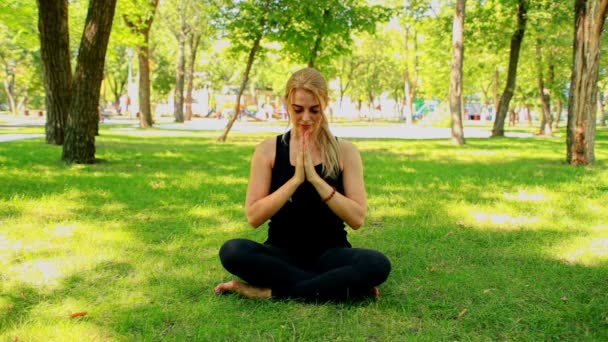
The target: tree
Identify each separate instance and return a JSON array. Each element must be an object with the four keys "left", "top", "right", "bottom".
[
  {"left": 534, "top": 38, "right": 553, "bottom": 135},
  {"left": 491, "top": 0, "right": 528, "bottom": 137},
  {"left": 566, "top": 0, "right": 608, "bottom": 165},
  {"left": 279, "top": 0, "right": 389, "bottom": 69},
  {"left": 123, "top": 0, "right": 160, "bottom": 128},
  {"left": 62, "top": 0, "right": 117, "bottom": 163},
  {"left": 394, "top": 0, "right": 429, "bottom": 124},
  {"left": 217, "top": 0, "right": 275, "bottom": 142},
  {"left": 449, "top": 0, "right": 465, "bottom": 145},
  {"left": 37, "top": 0, "right": 72, "bottom": 145}
]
